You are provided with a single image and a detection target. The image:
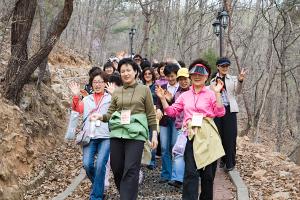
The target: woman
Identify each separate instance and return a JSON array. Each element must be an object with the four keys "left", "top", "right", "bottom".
[
  {"left": 103, "top": 61, "right": 115, "bottom": 76},
  {"left": 141, "top": 67, "right": 158, "bottom": 170},
  {"left": 155, "top": 62, "right": 168, "bottom": 86},
  {"left": 90, "top": 58, "right": 158, "bottom": 200},
  {"left": 156, "top": 58, "right": 225, "bottom": 200},
  {"left": 168, "top": 67, "right": 190, "bottom": 188},
  {"left": 142, "top": 67, "right": 157, "bottom": 105},
  {"left": 82, "top": 66, "right": 101, "bottom": 97},
  {"left": 152, "top": 63, "right": 160, "bottom": 80},
  {"left": 69, "top": 69, "right": 111, "bottom": 200},
  {"left": 210, "top": 57, "right": 246, "bottom": 171}
]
